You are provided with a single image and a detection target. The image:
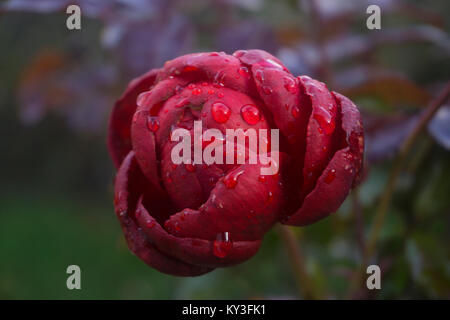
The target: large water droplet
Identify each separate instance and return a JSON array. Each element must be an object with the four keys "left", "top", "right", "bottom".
[
  {"left": 324, "top": 169, "right": 336, "bottom": 184},
  {"left": 313, "top": 107, "right": 335, "bottom": 135},
  {"left": 145, "top": 220, "right": 156, "bottom": 229},
  {"left": 258, "top": 175, "right": 267, "bottom": 183},
  {"left": 223, "top": 169, "right": 244, "bottom": 189},
  {"left": 211, "top": 102, "right": 231, "bottom": 123},
  {"left": 241, "top": 104, "right": 261, "bottom": 125},
  {"left": 262, "top": 86, "right": 273, "bottom": 95},
  {"left": 192, "top": 88, "right": 202, "bottom": 95},
  {"left": 183, "top": 65, "right": 199, "bottom": 72},
  {"left": 238, "top": 66, "right": 250, "bottom": 78},
  {"left": 283, "top": 76, "right": 298, "bottom": 94},
  {"left": 213, "top": 232, "right": 233, "bottom": 258},
  {"left": 166, "top": 172, "right": 173, "bottom": 183},
  {"left": 291, "top": 106, "right": 300, "bottom": 119},
  {"left": 175, "top": 98, "right": 189, "bottom": 108},
  {"left": 255, "top": 70, "right": 264, "bottom": 82},
  {"left": 146, "top": 116, "right": 160, "bottom": 132}
]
